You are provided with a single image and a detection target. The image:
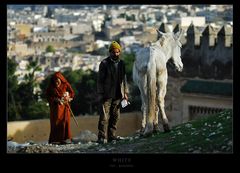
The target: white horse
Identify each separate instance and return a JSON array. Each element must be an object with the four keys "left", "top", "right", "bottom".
[{"left": 133, "top": 29, "right": 184, "bottom": 136}]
